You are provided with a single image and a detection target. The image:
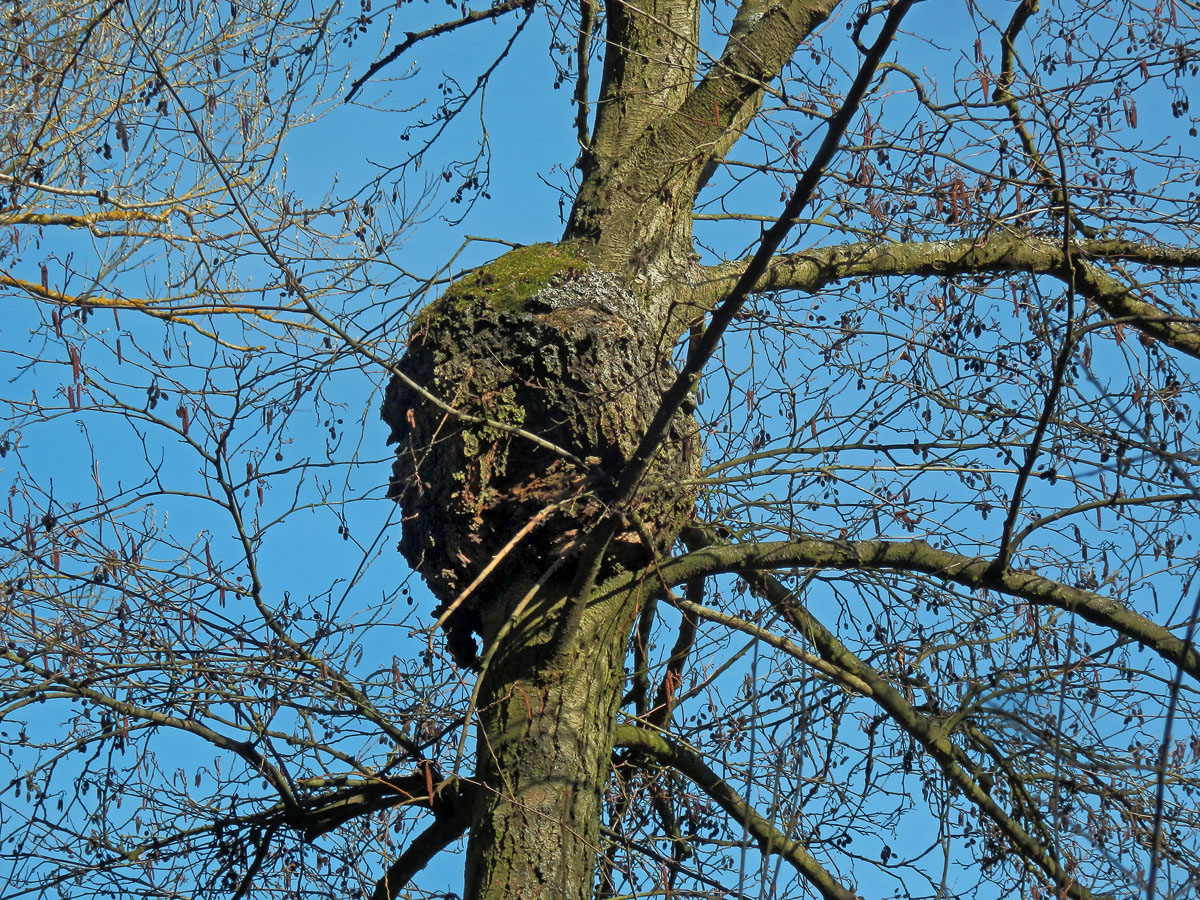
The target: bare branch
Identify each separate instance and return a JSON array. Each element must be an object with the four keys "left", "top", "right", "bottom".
[
  {"left": 368, "top": 779, "right": 474, "bottom": 900},
  {"left": 652, "top": 532, "right": 1113, "bottom": 900},
  {"left": 698, "top": 232, "right": 1200, "bottom": 358},
  {"left": 614, "top": 724, "right": 862, "bottom": 900},
  {"left": 346, "top": 0, "right": 537, "bottom": 100},
  {"left": 660, "top": 531, "right": 1200, "bottom": 682}
]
